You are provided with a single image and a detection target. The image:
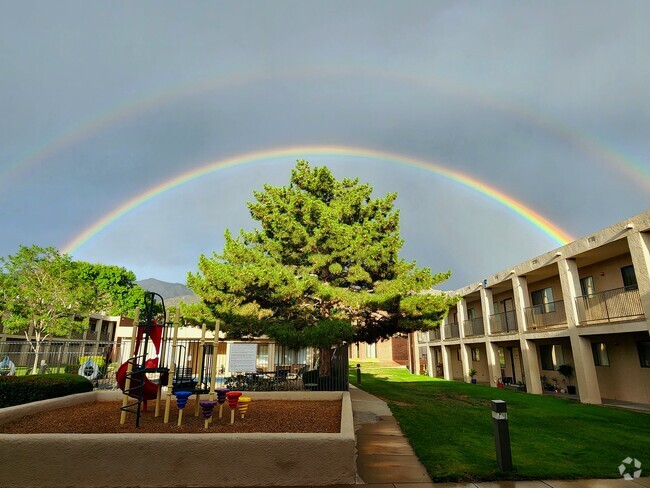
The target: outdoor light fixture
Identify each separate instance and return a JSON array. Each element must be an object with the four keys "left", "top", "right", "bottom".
[
  {"left": 625, "top": 223, "right": 634, "bottom": 230},
  {"left": 555, "top": 252, "right": 562, "bottom": 257}
]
